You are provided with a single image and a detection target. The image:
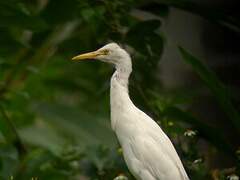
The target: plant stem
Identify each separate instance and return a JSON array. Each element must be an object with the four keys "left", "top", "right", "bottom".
[
  {"left": 0, "top": 48, "right": 29, "bottom": 96},
  {"left": 0, "top": 105, "right": 27, "bottom": 158}
]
